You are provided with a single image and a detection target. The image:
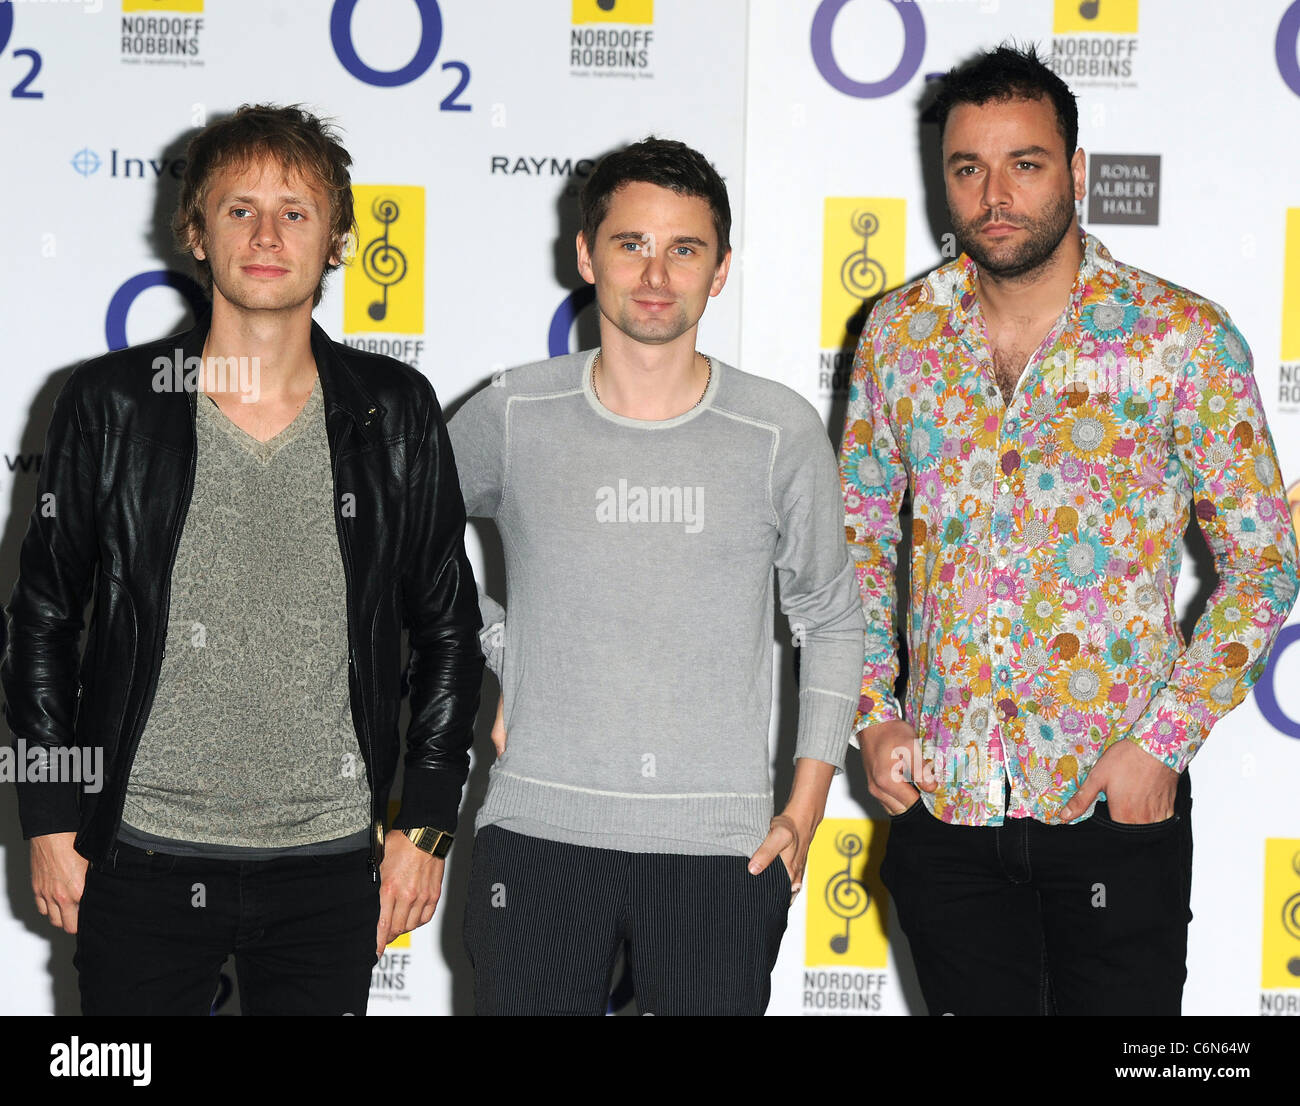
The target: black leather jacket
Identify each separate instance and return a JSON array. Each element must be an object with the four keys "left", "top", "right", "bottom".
[{"left": 1, "top": 318, "right": 483, "bottom": 864}]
